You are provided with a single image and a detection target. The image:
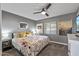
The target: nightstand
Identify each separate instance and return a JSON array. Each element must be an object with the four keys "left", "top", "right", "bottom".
[{"left": 2, "top": 39, "right": 12, "bottom": 51}]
